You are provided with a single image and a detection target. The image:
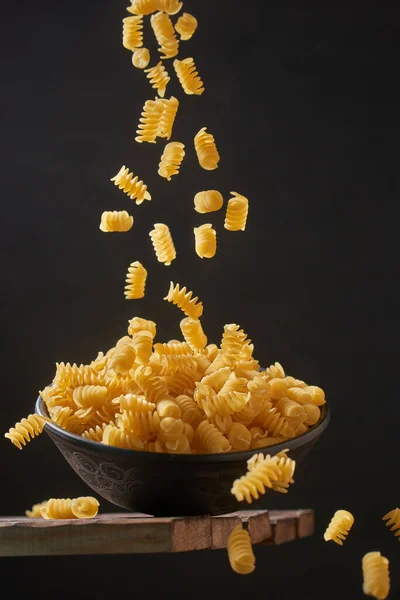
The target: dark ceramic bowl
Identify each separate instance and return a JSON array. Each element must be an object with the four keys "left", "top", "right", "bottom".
[{"left": 36, "top": 396, "right": 330, "bottom": 516}]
